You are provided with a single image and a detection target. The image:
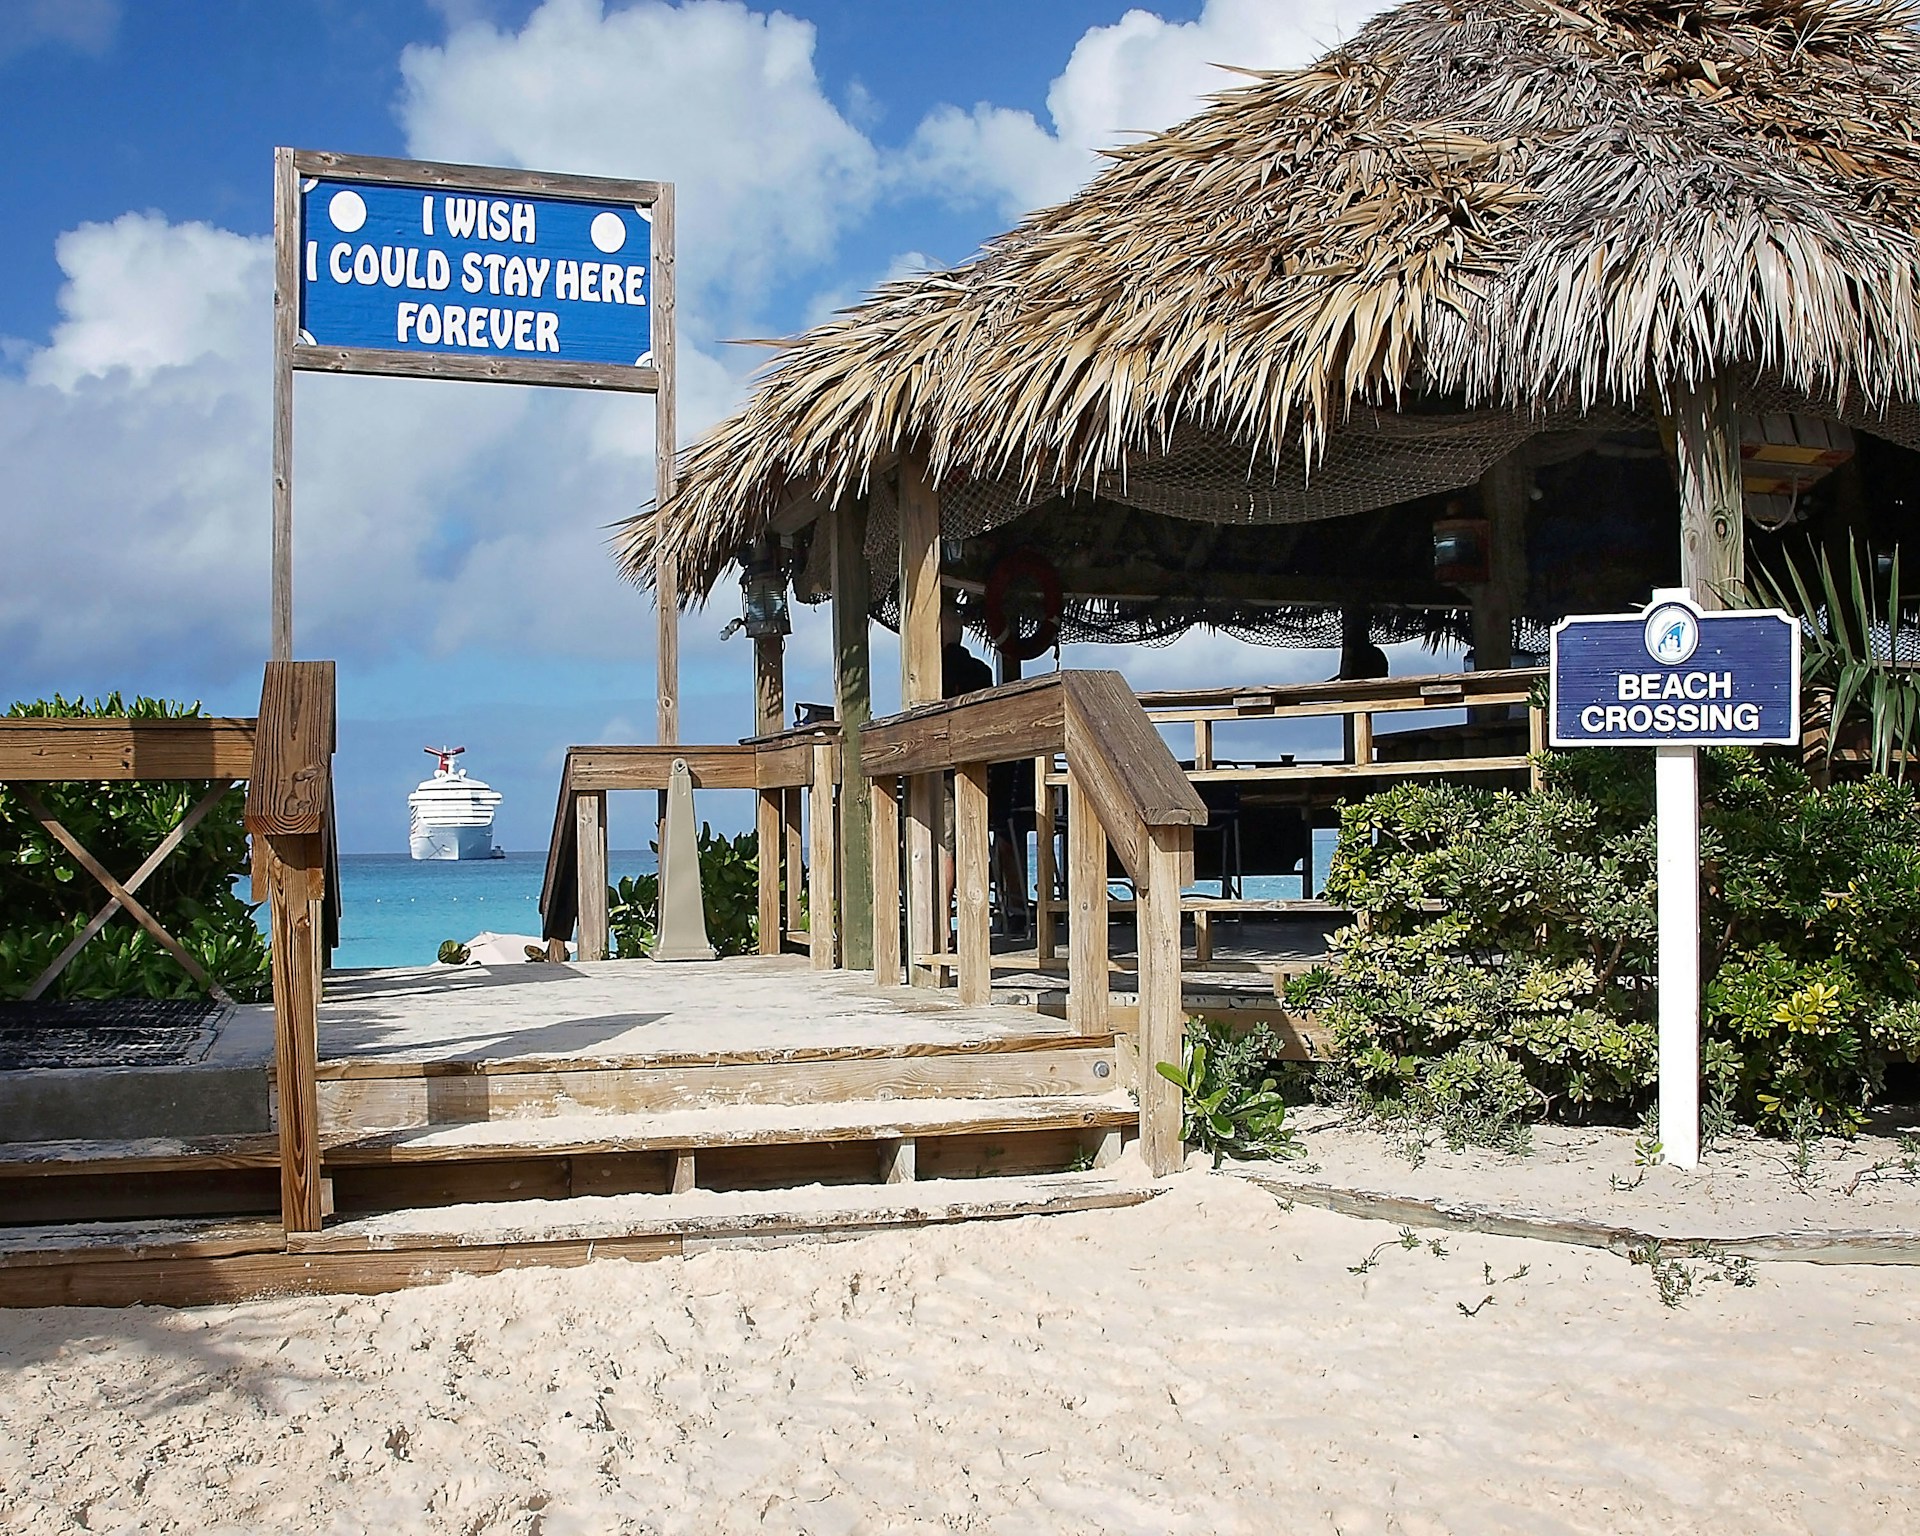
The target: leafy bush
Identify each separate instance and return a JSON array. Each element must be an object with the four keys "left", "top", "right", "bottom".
[
  {"left": 1155, "top": 1020, "right": 1302, "bottom": 1165},
  {"left": 1295, "top": 748, "right": 1920, "bottom": 1136},
  {"left": 608, "top": 825, "right": 763, "bottom": 959},
  {"left": 1, "top": 694, "right": 271, "bottom": 1002}
]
